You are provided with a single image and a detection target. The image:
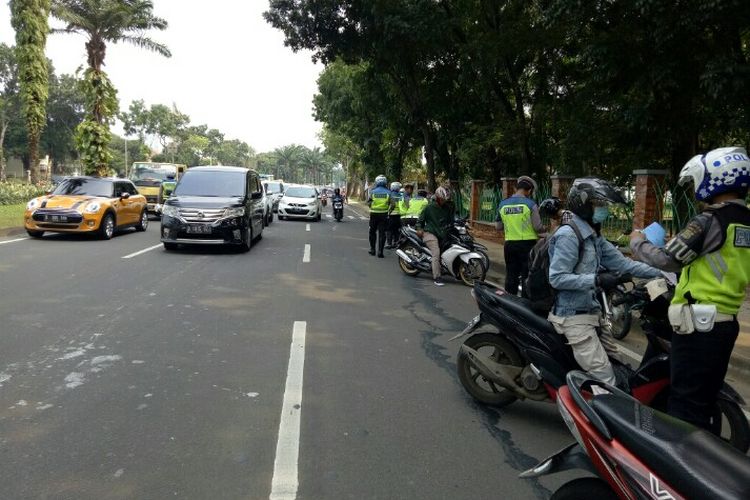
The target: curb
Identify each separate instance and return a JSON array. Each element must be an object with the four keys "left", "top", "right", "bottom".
[{"left": 0, "top": 226, "right": 25, "bottom": 237}]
